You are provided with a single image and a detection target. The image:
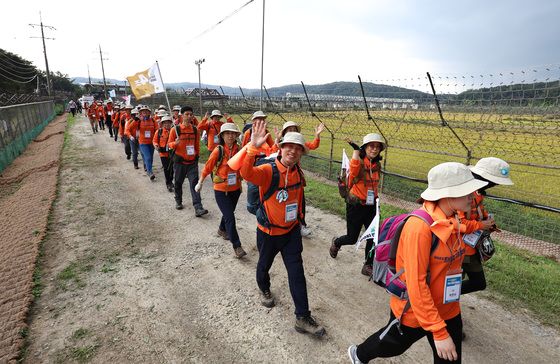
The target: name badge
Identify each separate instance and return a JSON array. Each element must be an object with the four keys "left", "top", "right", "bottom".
[
  {"left": 285, "top": 202, "right": 298, "bottom": 222},
  {"left": 366, "top": 190, "right": 375, "bottom": 205},
  {"left": 214, "top": 135, "right": 220, "bottom": 144},
  {"left": 227, "top": 172, "right": 237, "bottom": 186},
  {"left": 108, "top": 111, "right": 112, "bottom": 115},
  {"left": 144, "top": 131, "right": 151, "bottom": 138},
  {"left": 443, "top": 272, "right": 462, "bottom": 304},
  {"left": 186, "top": 145, "right": 195, "bottom": 155},
  {"left": 463, "top": 230, "right": 482, "bottom": 248}
]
